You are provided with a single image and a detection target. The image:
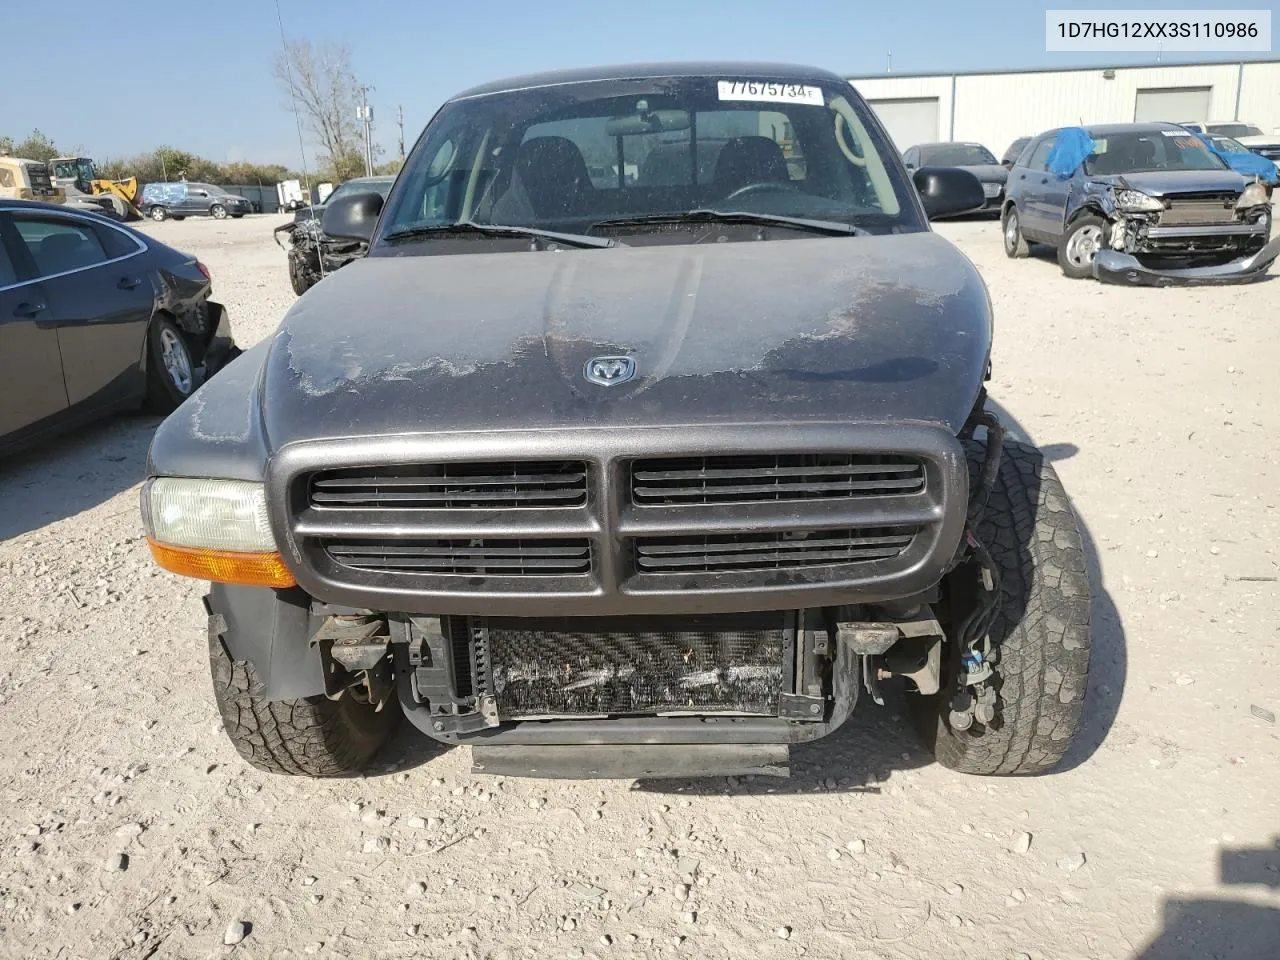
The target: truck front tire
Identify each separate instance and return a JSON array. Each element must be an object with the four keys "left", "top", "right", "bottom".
[
  {"left": 911, "top": 438, "right": 1092, "bottom": 775},
  {"left": 208, "top": 621, "right": 400, "bottom": 776}
]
